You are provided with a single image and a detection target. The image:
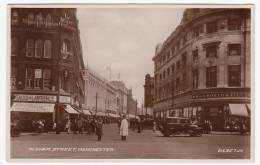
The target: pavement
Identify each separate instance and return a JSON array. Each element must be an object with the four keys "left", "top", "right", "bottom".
[{"left": 10, "top": 124, "right": 251, "bottom": 159}]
